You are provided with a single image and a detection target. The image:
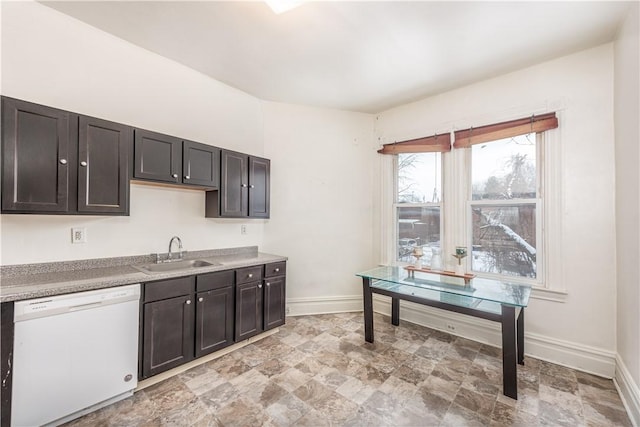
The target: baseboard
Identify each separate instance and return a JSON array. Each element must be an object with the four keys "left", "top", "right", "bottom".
[
  {"left": 372, "top": 295, "right": 617, "bottom": 378},
  {"left": 287, "top": 295, "right": 362, "bottom": 316},
  {"left": 615, "top": 354, "right": 640, "bottom": 426}
]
